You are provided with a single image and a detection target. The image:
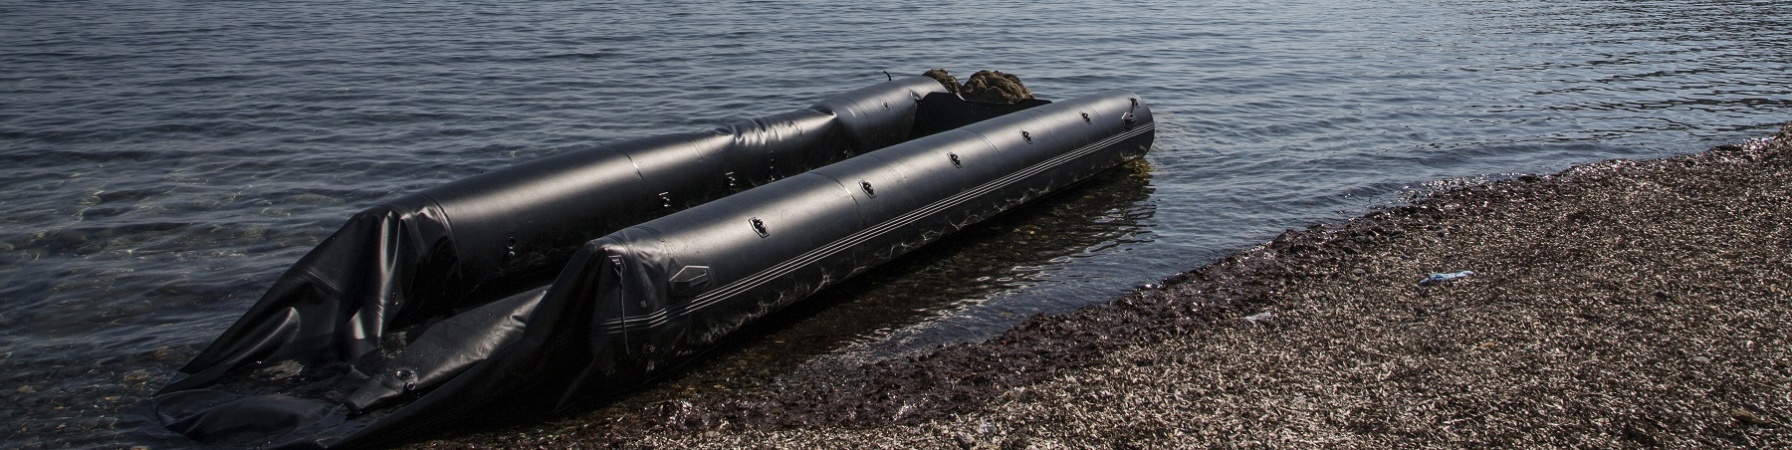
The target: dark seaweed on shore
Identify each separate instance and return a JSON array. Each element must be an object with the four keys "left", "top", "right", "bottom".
[{"left": 413, "top": 123, "right": 1792, "bottom": 448}]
